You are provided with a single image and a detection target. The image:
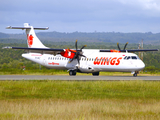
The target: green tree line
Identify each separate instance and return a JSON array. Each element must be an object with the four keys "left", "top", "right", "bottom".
[{"left": 1, "top": 31, "right": 160, "bottom": 44}]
